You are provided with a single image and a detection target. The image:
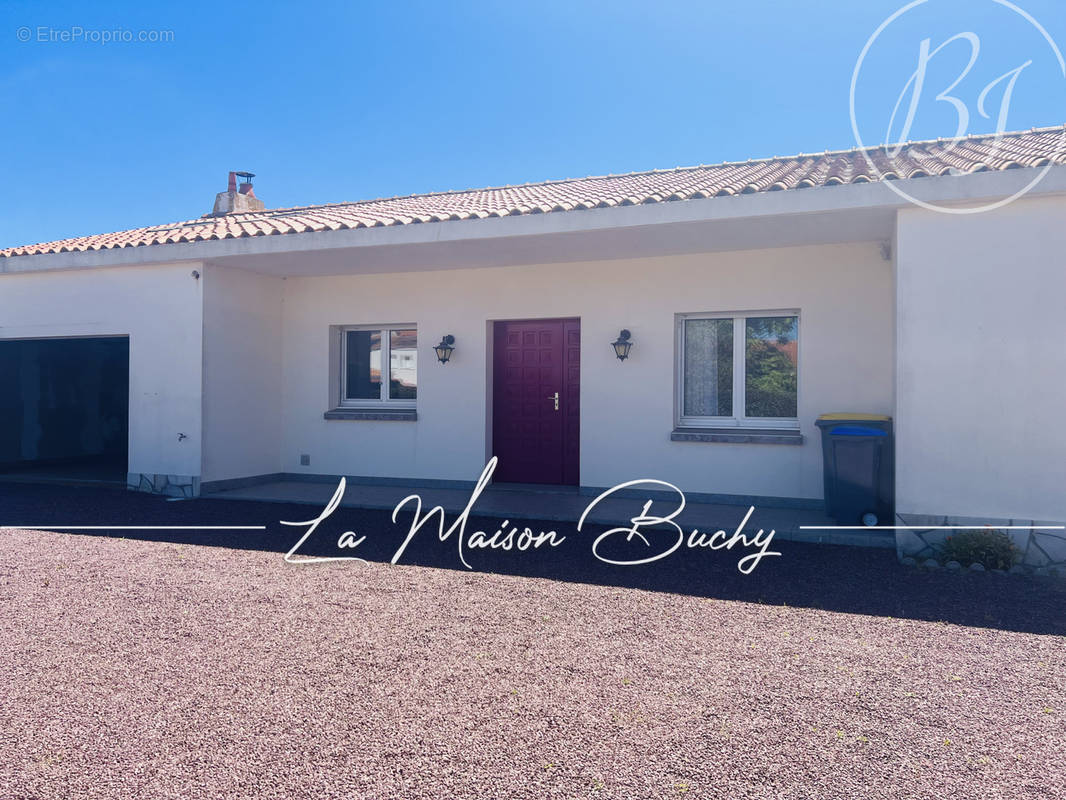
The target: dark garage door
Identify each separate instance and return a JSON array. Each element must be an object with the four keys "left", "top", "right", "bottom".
[{"left": 0, "top": 336, "right": 129, "bottom": 484}]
